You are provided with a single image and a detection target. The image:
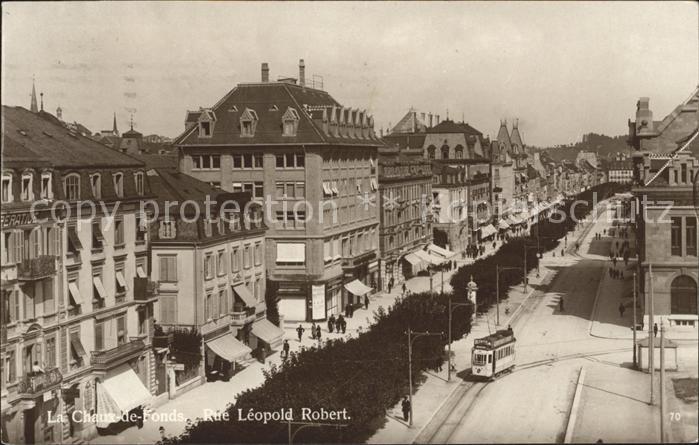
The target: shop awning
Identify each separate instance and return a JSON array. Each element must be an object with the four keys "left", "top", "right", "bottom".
[
  {"left": 93, "top": 277, "right": 107, "bottom": 300},
  {"left": 68, "top": 282, "right": 82, "bottom": 305},
  {"left": 97, "top": 363, "right": 152, "bottom": 426},
  {"left": 479, "top": 224, "right": 497, "bottom": 239},
  {"left": 252, "top": 319, "right": 284, "bottom": 345},
  {"left": 116, "top": 271, "right": 128, "bottom": 290},
  {"left": 232, "top": 284, "right": 256, "bottom": 308},
  {"left": 403, "top": 253, "right": 423, "bottom": 266},
  {"left": 498, "top": 219, "right": 510, "bottom": 230},
  {"left": 427, "top": 244, "right": 455, "bottom": 259},
  {"left": 136, "top": 266, "right": 147, "bottom": 278},
  {"left": 206, "top": 333, "right": 251, "bottom": 363},
  {"left": 414, "top": 249, "right": 445, "bottom": 265},
  {"left": 344, "top": 279, "right": 373, "bottom": 296}
]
